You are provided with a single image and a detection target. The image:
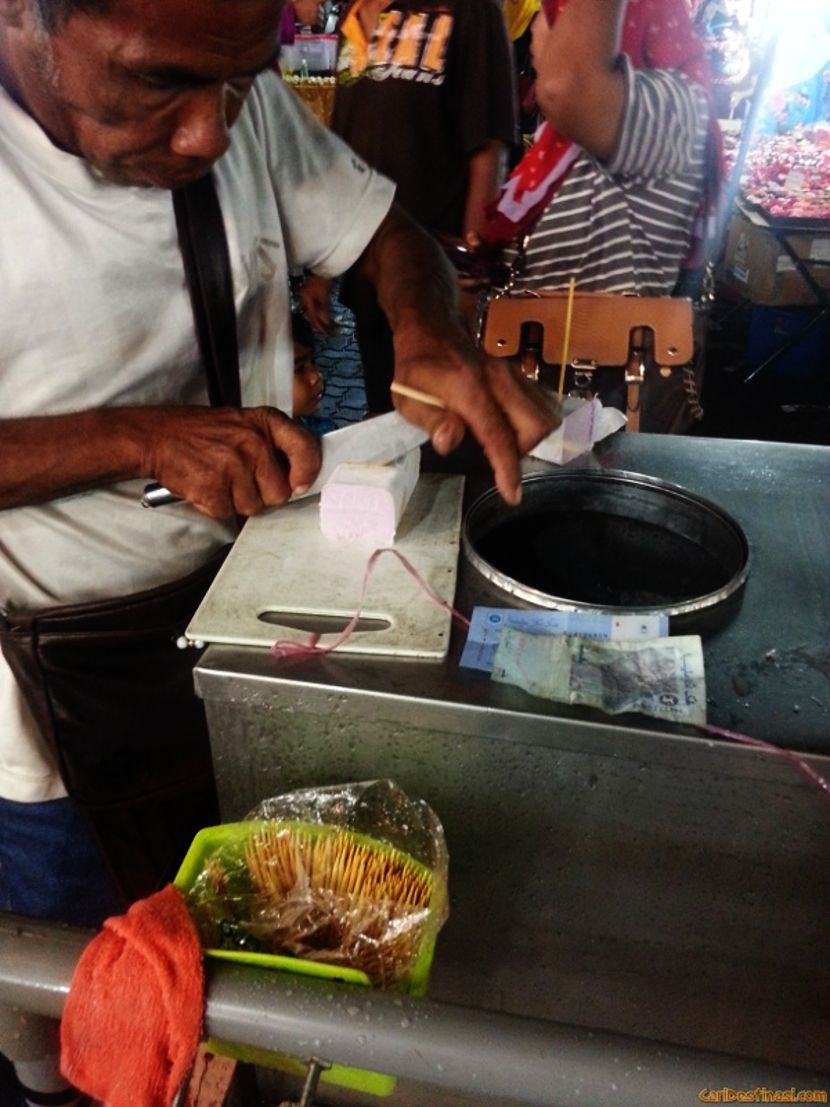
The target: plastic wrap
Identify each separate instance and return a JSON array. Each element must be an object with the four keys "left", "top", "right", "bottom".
[{"left": 183, "top": 780, "right": 448, "bottom": 989}]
